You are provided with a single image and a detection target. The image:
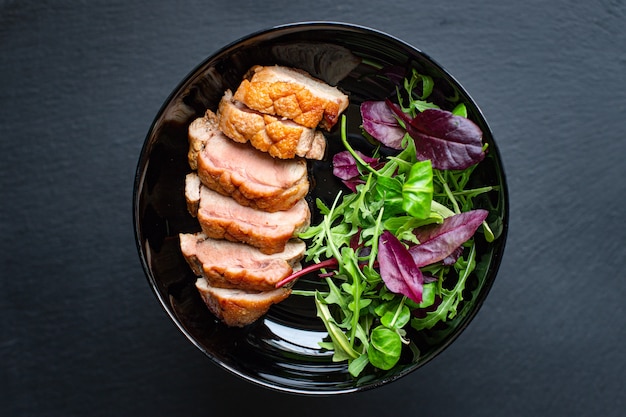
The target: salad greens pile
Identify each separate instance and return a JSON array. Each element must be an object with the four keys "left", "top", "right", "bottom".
[{"left": 277, "top": 69, "right": 498, "bottom": 377}]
